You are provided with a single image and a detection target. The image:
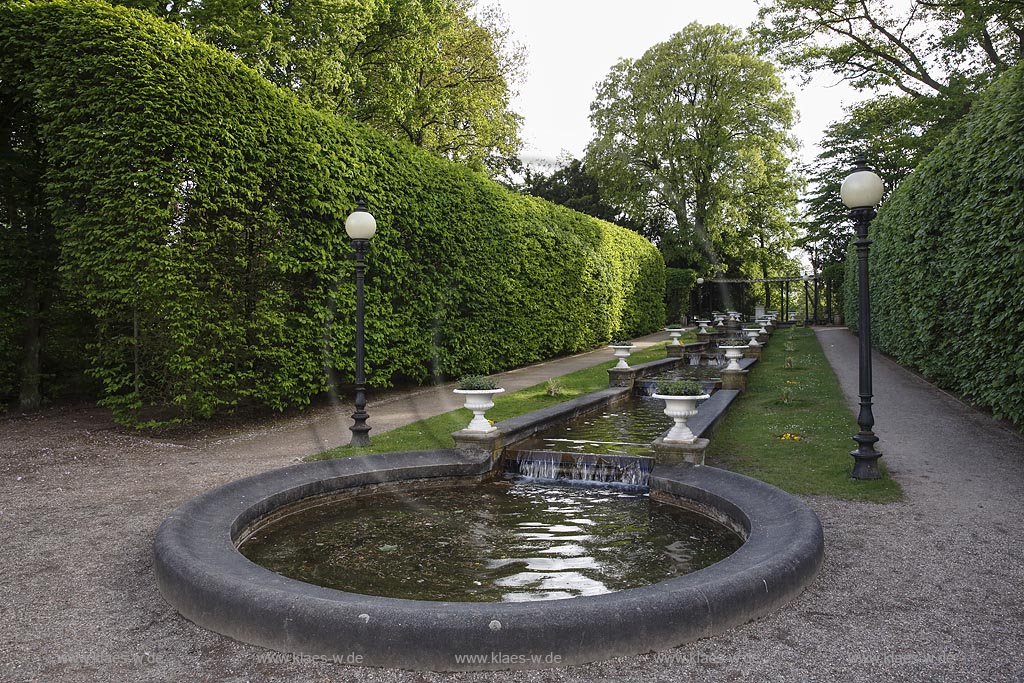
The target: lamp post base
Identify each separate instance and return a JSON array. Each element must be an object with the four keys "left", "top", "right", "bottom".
[
  {"left": 350, "top": 426, "right": 371, "bottom": 447},
  {"left": 850, "top": 432, "right": 882, "bottom": 480},
  {"left": 350, "top": 412, "right": 371, "bottom": 448}
]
